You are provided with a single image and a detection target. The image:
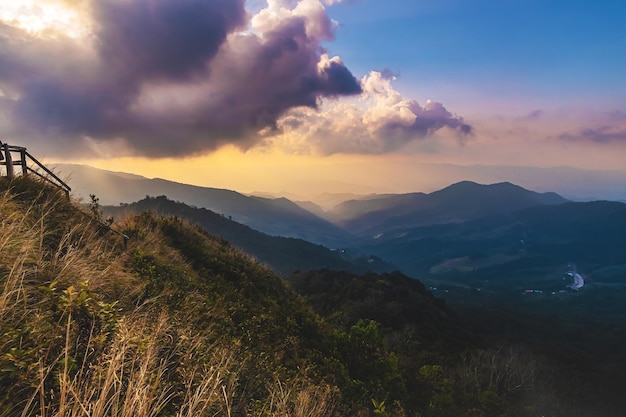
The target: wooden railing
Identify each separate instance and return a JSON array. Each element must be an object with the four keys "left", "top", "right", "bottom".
[
  {"left": 0, "top": 141, "right": 128, "bottom": 249},
  {"left": 0, "top": 141, "right": 72, "bottom": 199}
]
